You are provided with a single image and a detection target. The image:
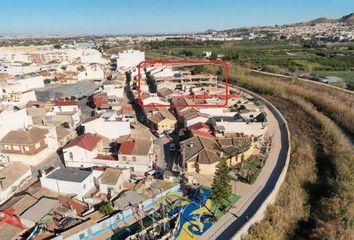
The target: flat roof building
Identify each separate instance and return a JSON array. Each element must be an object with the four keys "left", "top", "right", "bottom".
[{"left": 35, "top": 81, "right": 97, "bottom": 101}]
